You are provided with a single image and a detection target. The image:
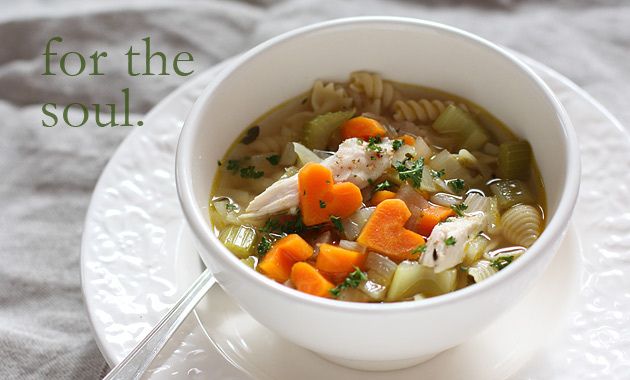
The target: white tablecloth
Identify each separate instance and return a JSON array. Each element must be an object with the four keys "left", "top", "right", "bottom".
[{"left": 1, "top": 0, "right": 628, "bottom": 378}]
